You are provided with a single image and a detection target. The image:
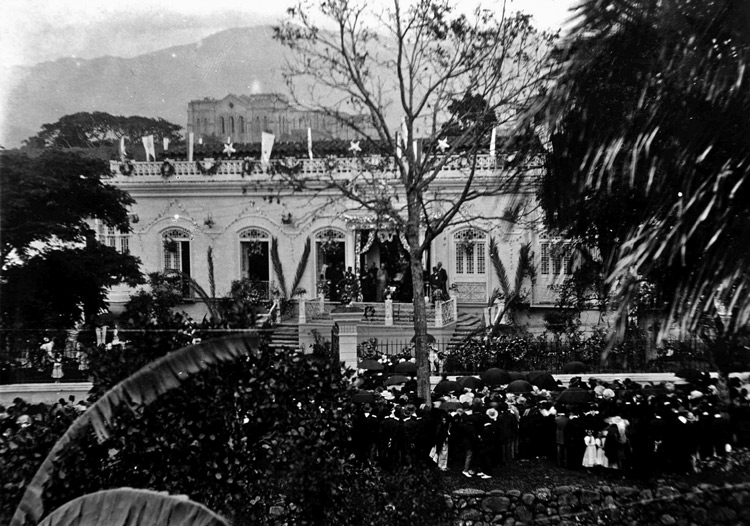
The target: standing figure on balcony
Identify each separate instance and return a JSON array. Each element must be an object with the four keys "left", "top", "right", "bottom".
[
  {"left": 375, "top": 264, "right": 389, "bottom": 302},
  {"left": 436, "top": 262, "right": 449, "bottom": 296}
]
